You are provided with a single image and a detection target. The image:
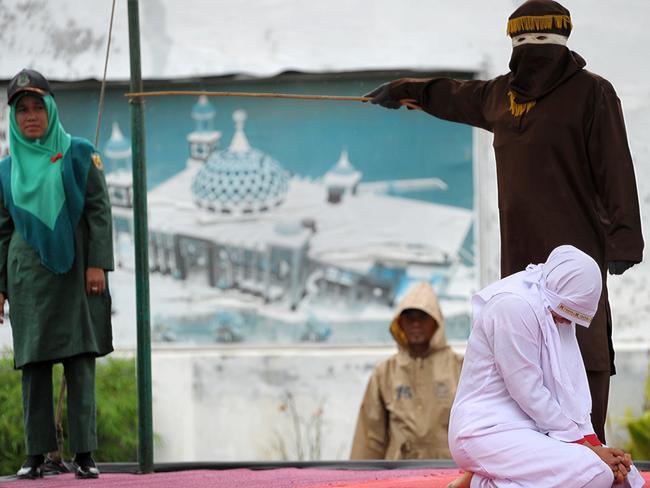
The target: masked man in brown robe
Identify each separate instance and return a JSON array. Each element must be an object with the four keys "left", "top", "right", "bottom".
[{"left": 364, "top": 0, "right": 644, "bottom": 443}]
